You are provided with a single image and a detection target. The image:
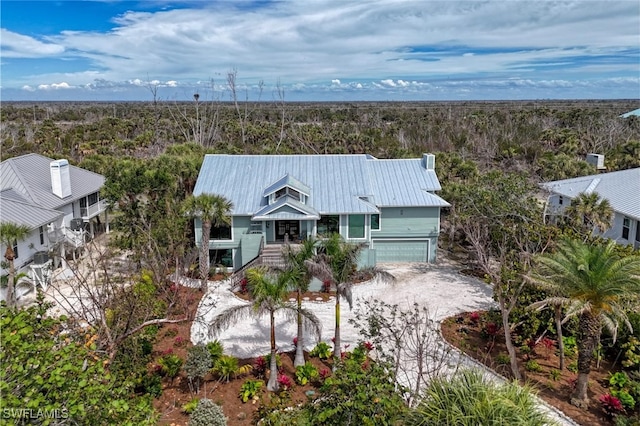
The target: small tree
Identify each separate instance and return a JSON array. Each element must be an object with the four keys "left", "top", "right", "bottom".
[{"left": 184, "top": 344, "right": 212, "bottom": 394}]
